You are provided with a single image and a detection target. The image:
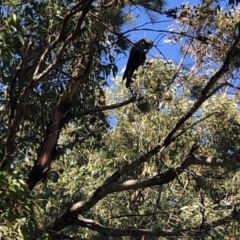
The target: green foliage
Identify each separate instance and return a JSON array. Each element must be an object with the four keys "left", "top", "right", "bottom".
[
  {"left": 2, "top": 0, "right": 240, "bottom": 239},
  {"left": 0, "top": 171, "right": 42, "bottom": 239}
]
